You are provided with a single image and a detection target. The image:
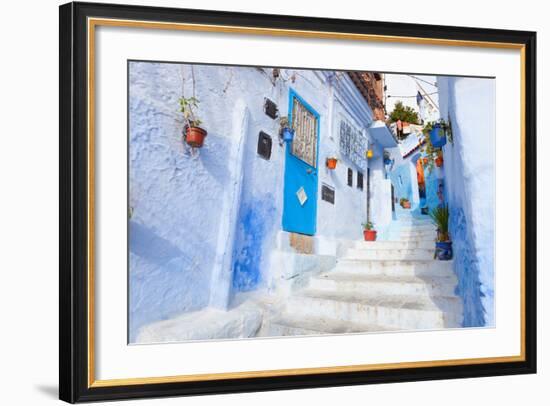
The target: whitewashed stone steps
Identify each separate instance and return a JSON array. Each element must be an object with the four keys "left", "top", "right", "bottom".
[
  {"left": 343, "top": 247, "right": 435, "bottom": 261},
  {"left": 397, "top": 230, "right": 436, "bottom": 238},
  {"left": 352, "top": 240, "right": 434, "bottom": 250},
  {"left": 309, "top": 272, "right": 458, "bottom": 298},
  {"left": 286, "top": 290, "right": 462, "bottom": 330},
  {"left": 333, "top": 259, "right": 455, "bottom": 278},
  {"left": 399, "top": 222, "right": 436, "bottom": 230},
  {"left": 262, "top": 314, "right": 396, "bottom": 337}
]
